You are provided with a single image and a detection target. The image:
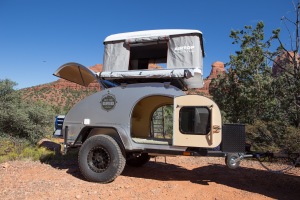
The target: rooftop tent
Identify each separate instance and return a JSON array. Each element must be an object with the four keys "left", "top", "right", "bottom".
[
  {"left": 103, "top": 29, "right": 204, "bottom": 71},
  {"left": 101, "top": 29, "right": 205, "bottom": 89},
  {"left": 103, "top": 41, "right": 130, "bottom": 71}
]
